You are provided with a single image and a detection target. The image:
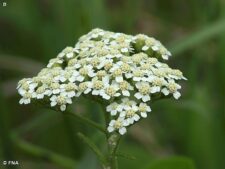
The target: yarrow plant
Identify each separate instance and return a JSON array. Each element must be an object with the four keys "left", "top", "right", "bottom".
[{"left": 17, "top": 28, "right": 186, "bottom": 169}]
